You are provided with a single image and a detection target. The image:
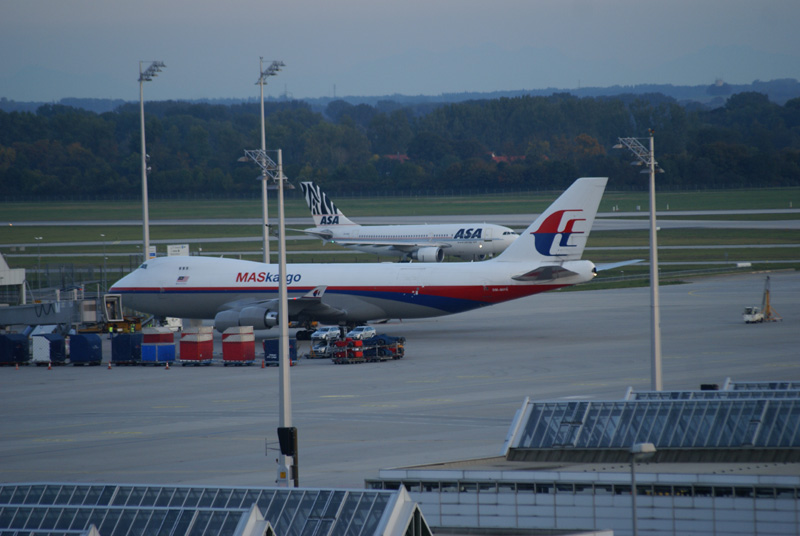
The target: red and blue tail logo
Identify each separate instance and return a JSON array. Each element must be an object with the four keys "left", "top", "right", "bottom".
[{"left": 531, "top": 209, "right": 586, "bottom": 257}]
